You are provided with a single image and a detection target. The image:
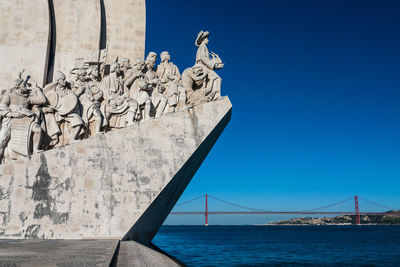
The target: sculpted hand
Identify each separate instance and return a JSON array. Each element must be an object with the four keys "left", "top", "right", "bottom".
[
  {"left": 44, "top": 107, "right": 56, "bottom": 113},
  {"left": 215, "top": 63, "right": 224, "bottom": 70}
]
